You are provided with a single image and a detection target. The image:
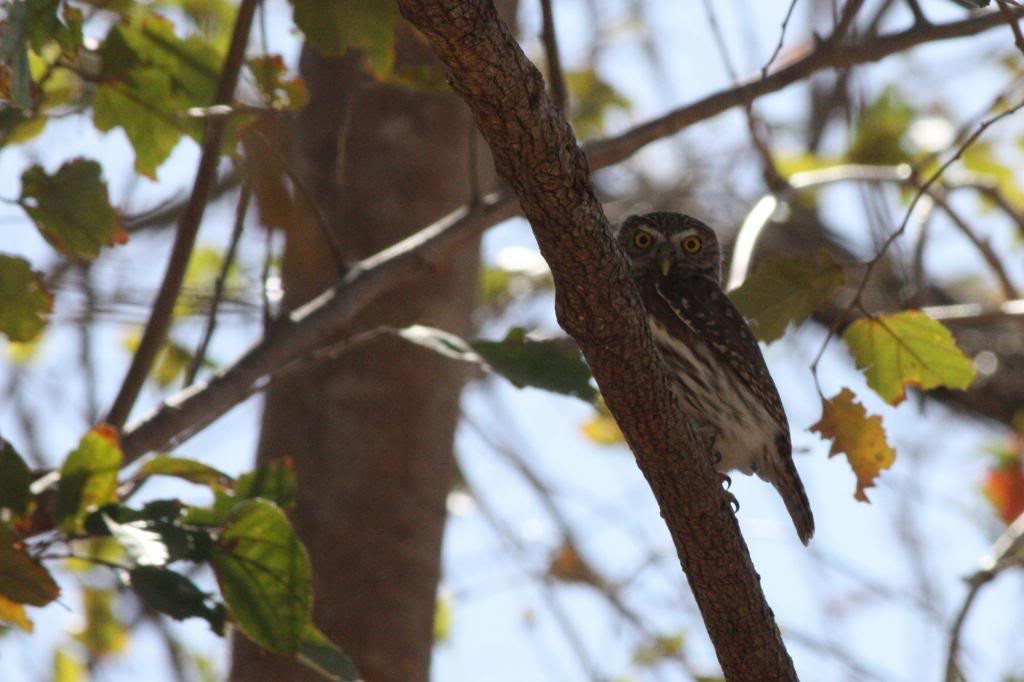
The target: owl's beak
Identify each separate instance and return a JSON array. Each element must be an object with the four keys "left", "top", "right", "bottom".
[{"left": 659, "top": 253, "right": 673, "bottom": 277}]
